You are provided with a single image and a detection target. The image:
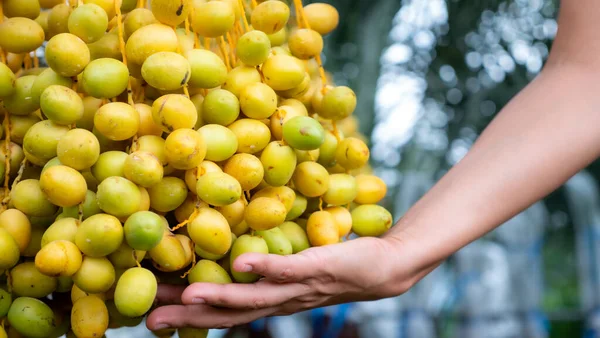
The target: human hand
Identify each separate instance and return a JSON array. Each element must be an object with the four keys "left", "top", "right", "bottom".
[{"left": 145, "top": 235, "right": 426, "bottom": 331}]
